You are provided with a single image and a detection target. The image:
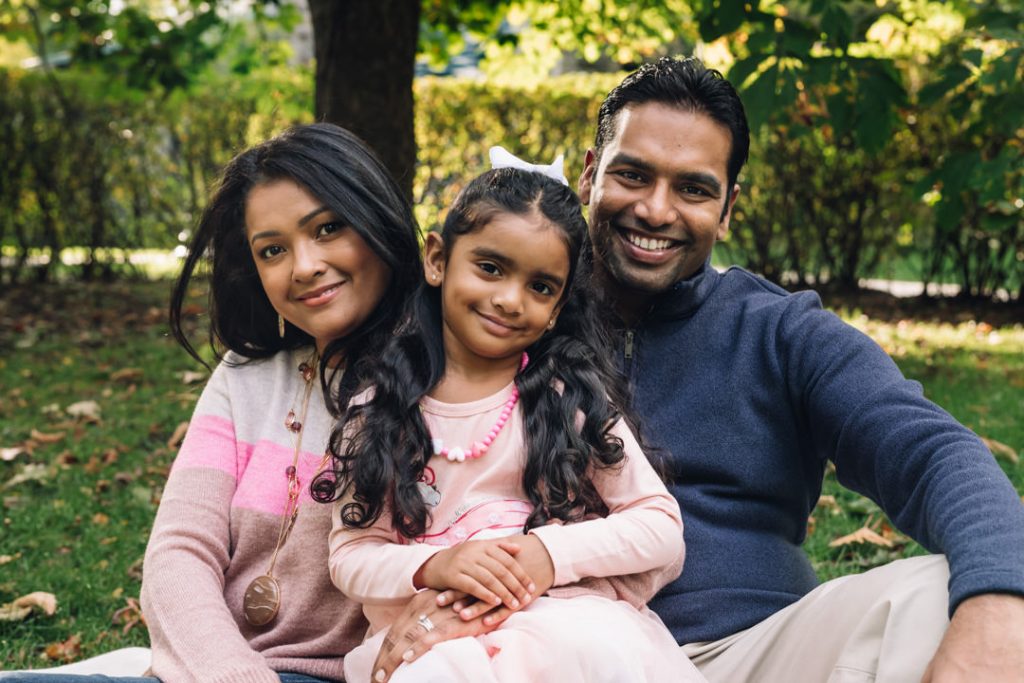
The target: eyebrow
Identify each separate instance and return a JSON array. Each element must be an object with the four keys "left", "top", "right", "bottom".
[
  {"left": 249, "top": 206, "right": 331, "bottom": 245},
  {"left": 607, "top": 152, "right": 723, "bottom": 196},
  {"left": 470, "top": 246, "right": 566, "bottom": 289}
]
